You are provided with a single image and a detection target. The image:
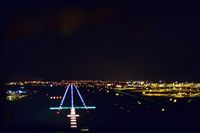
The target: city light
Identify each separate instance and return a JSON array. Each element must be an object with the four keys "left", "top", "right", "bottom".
[
  {"left": 174, "top": 99, "right": 177, "bottom": 103},
  {"left": 115, "top": 93, "right": 119, "bottom": 96}
]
